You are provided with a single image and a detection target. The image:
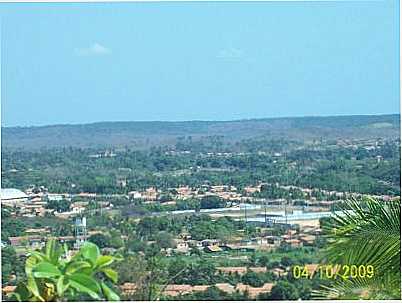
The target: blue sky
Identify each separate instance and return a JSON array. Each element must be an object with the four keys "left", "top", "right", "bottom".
[{"left": 1, "top": 1, "right": 399, "bottom": 127}]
